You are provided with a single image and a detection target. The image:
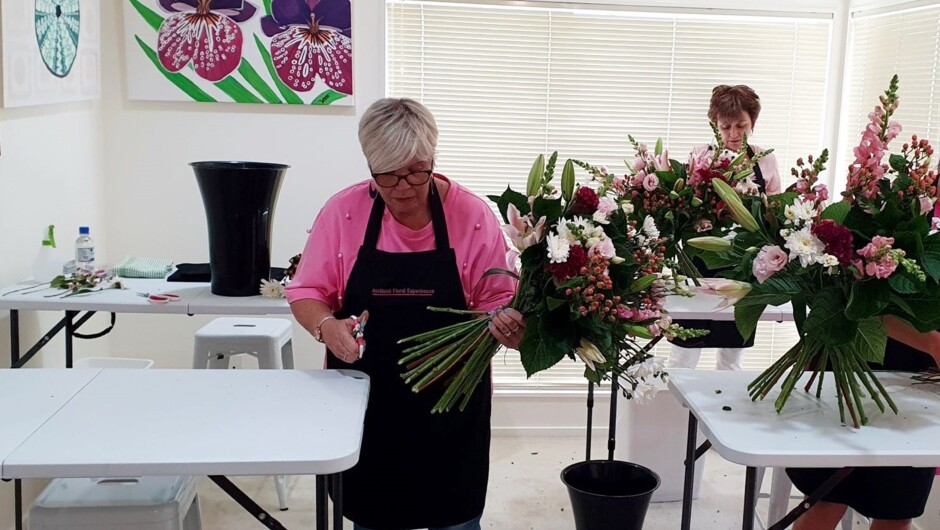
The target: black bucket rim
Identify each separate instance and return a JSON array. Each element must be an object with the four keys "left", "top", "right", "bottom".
[
  {"left": 561, "top": 459, "right": 661, "bottom": 500},
  {"left": 190, "top": 161, "right": 291, "bottom": 170}
]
